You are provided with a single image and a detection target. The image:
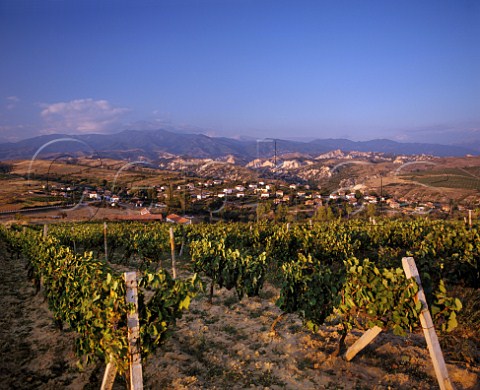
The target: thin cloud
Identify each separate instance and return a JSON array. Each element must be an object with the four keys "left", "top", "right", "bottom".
[
  {"left": 5, "top": 96, "right": 19, "bottom": 110},
  {"left": 393, "top": 122, "right": 480, "bottom": 144},
  {"left": 40, "top": 98, "right": 130, "bottom": 134}
]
